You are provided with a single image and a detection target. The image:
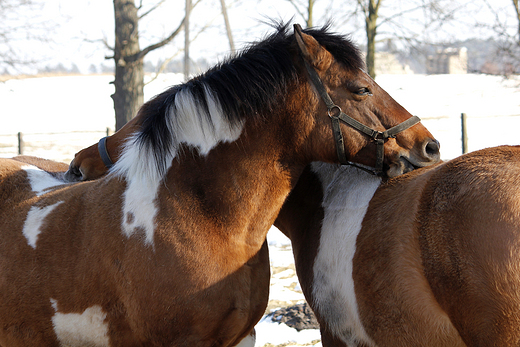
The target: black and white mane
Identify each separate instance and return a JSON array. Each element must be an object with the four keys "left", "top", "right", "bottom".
[{"left": 113, "top": 23, "right": 365, "bottom": 182}]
